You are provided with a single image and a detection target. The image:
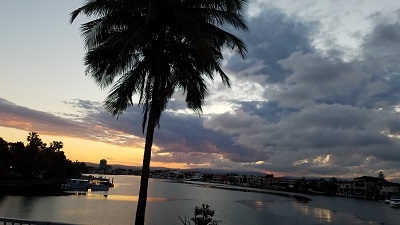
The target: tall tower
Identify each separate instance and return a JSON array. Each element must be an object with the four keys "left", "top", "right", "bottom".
[{"left": 99, "top": 159, "right": 107, "bottom": 170}]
